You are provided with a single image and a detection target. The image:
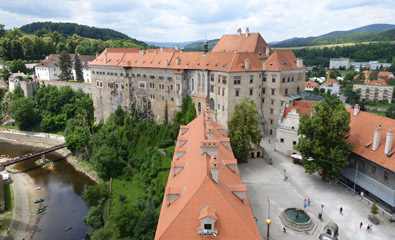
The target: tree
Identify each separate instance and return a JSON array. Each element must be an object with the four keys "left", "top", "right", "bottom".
[
  {"left": 228, "top": 97, "right": 262, "bottom": 161},
  {"left": 294, "top": 101, "right": 353, "bottom": 181},
  {"left": 9, "top": 59, "right": 27, "bottom": 73},
  {"left": 58, "top": 50, "right": 72, "bottom": 81},
  {"left": 74, "top": 54, "right": 84, "bottom": 82},
  {"left": 10, "top": 97, "right": 39, "bottom": 130},
  {"left": 370, "top": 201, "right": 379, "bottom": 220},
  {"left": 344, "top": 85, "right": 360, "bottom": 104},
  {"left": 0, "top": 24, "right": 5, "bottom": 38},
  {"left": 91, "top": 146, "right": 126, "bottom": 180},
  {"left": 385, "top": 104, "right": 395, "bottom": 119}
]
